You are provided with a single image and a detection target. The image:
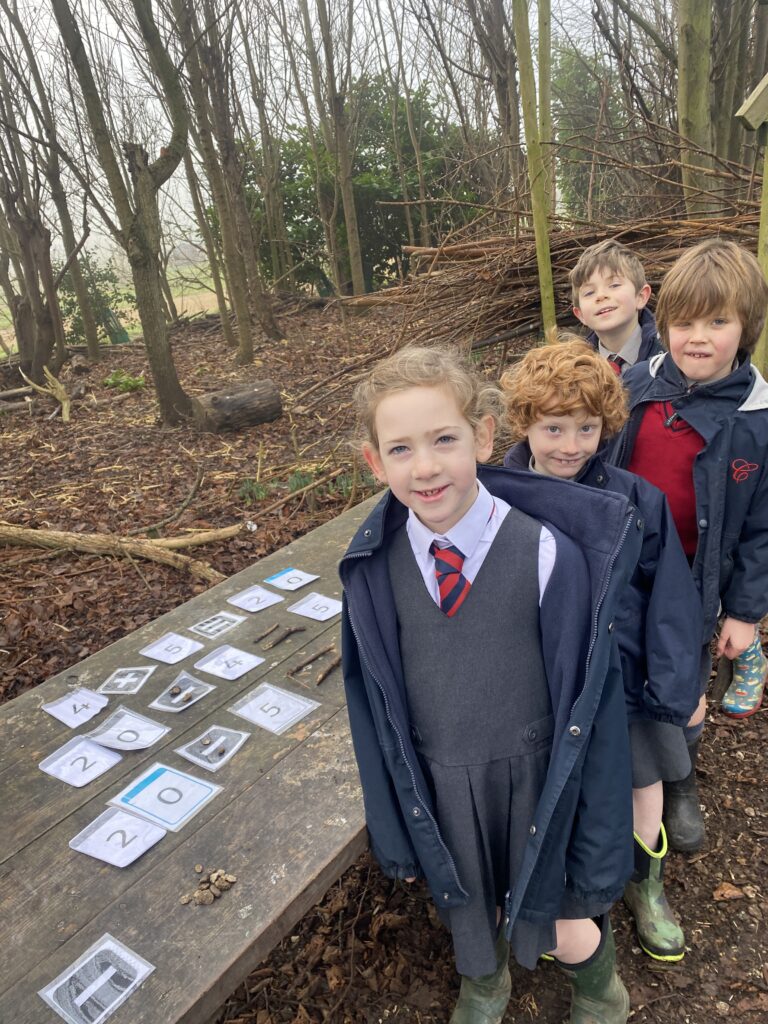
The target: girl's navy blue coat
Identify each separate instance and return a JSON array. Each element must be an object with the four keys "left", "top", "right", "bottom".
[
  {"left": 504, "top": 443, "right": 702, "bottom": 727},
  {"left": 340, "top": 465, "right": 642, "bottom": 937},
  {"left": 609, "top": 353, "right": 768, "bottom": 639}
]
